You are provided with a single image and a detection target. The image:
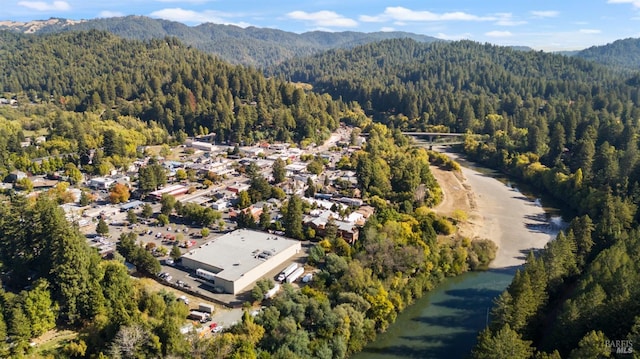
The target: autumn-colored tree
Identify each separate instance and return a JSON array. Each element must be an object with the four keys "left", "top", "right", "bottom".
[
  {"left": 237, "top": 190, "right": 252, "bottom": 209},
  {"left": 109, "top": 183, "right": 130, "bottom": 204},
  {"left": 175, "top": 168, "right": 187, "bottom": 181}
]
